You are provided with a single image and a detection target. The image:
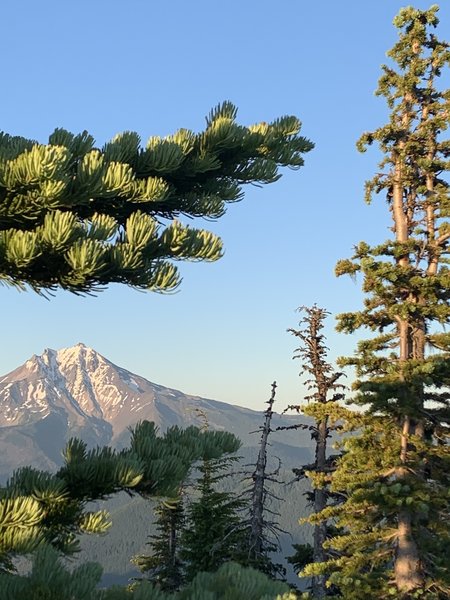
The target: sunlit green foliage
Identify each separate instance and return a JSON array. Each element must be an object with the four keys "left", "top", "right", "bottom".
[
  {"left": 0, "top": 102, "right": 312, "bottom": 294},
  {"left": 0, "top": 421, "right": 241, "bottom": 572},
  {"left": 311, "top": 6, "right": 450, "bottom": 598}
]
